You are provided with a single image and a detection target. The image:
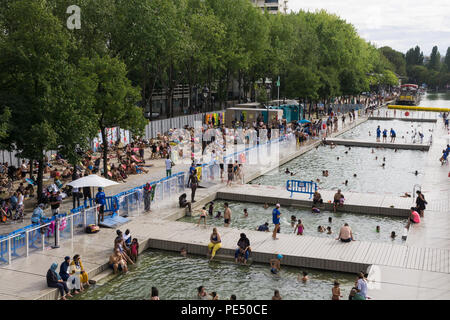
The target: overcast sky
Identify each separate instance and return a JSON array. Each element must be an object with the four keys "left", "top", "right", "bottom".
[{"left": 288, "top": 0, "right": 450, "bottom": 56}]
